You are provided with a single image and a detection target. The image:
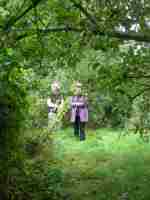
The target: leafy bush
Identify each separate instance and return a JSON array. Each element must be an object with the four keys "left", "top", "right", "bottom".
[{"left": 8, "top": 161, "right": 66, "bottom": 200}]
